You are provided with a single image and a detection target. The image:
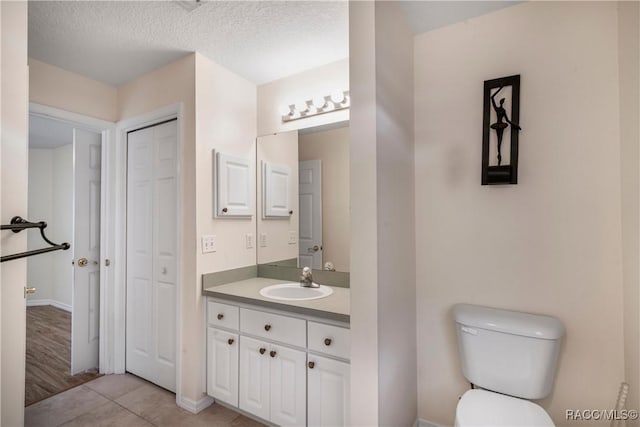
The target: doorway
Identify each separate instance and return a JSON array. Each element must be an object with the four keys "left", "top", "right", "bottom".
[{"left": 25, "top": 112, "right": 107, "bottom": 405}]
